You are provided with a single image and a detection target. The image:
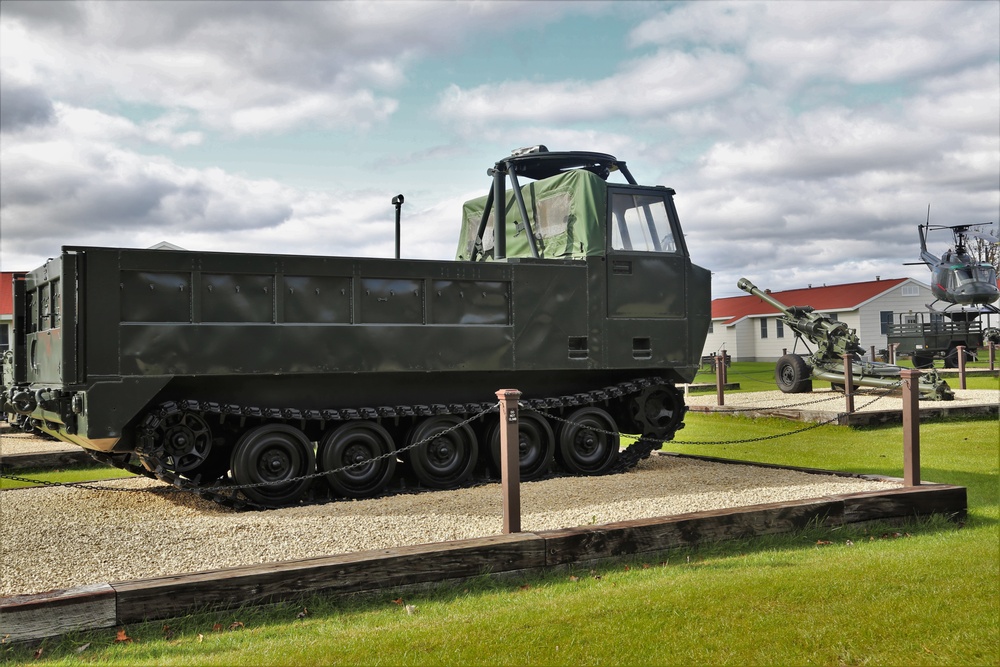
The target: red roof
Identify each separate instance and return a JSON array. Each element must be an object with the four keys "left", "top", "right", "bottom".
[
  {"left": 0, "top": 272, "right": 16, "bottom": 316},
  {"left": 712, "top": 278, "right": 910, "bottom": 325}
]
